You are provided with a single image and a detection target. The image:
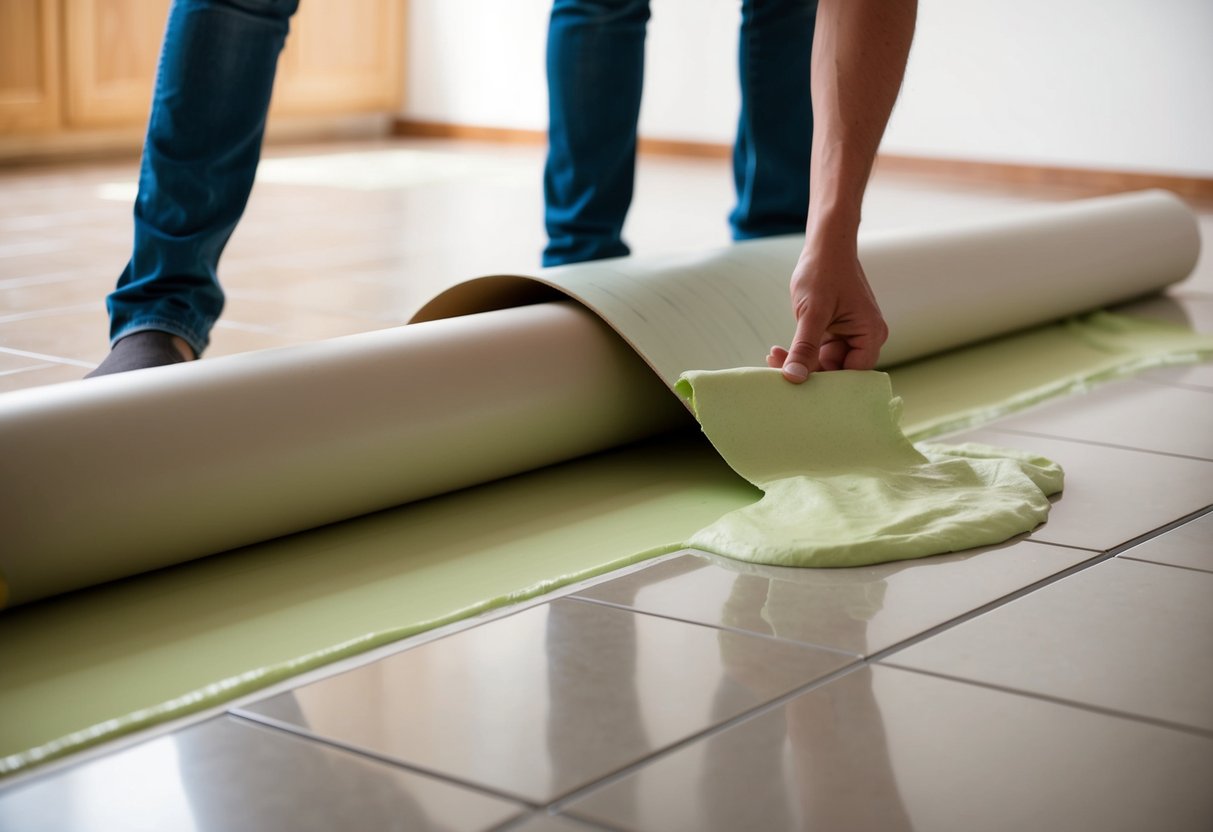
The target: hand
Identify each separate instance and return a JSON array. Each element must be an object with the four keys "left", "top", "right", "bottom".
[{"left": 767, "top": 247, "right": 888, "bottom": 382}]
